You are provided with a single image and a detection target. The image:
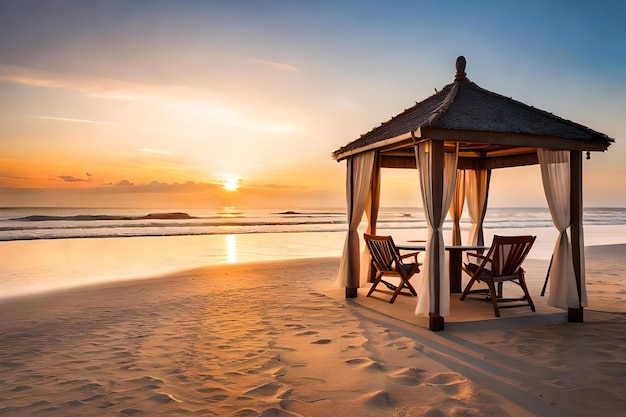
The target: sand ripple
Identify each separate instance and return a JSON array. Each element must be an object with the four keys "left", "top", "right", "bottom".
[{"left": 1, "top": 257, "right": 624, "bottom": 416}]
